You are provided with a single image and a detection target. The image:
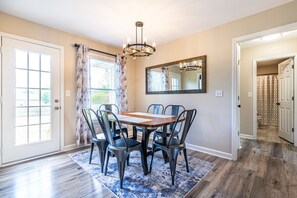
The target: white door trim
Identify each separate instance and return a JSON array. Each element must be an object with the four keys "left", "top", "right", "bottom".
[
  {"left": 0, "top": 32, "right": 64, "bottom": 165},
  {"left": 252, "top": 55, "right": 297, "bottom": 141},
  {"left": 232, "top": 22, "right": 297, "bottom": 160}
]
